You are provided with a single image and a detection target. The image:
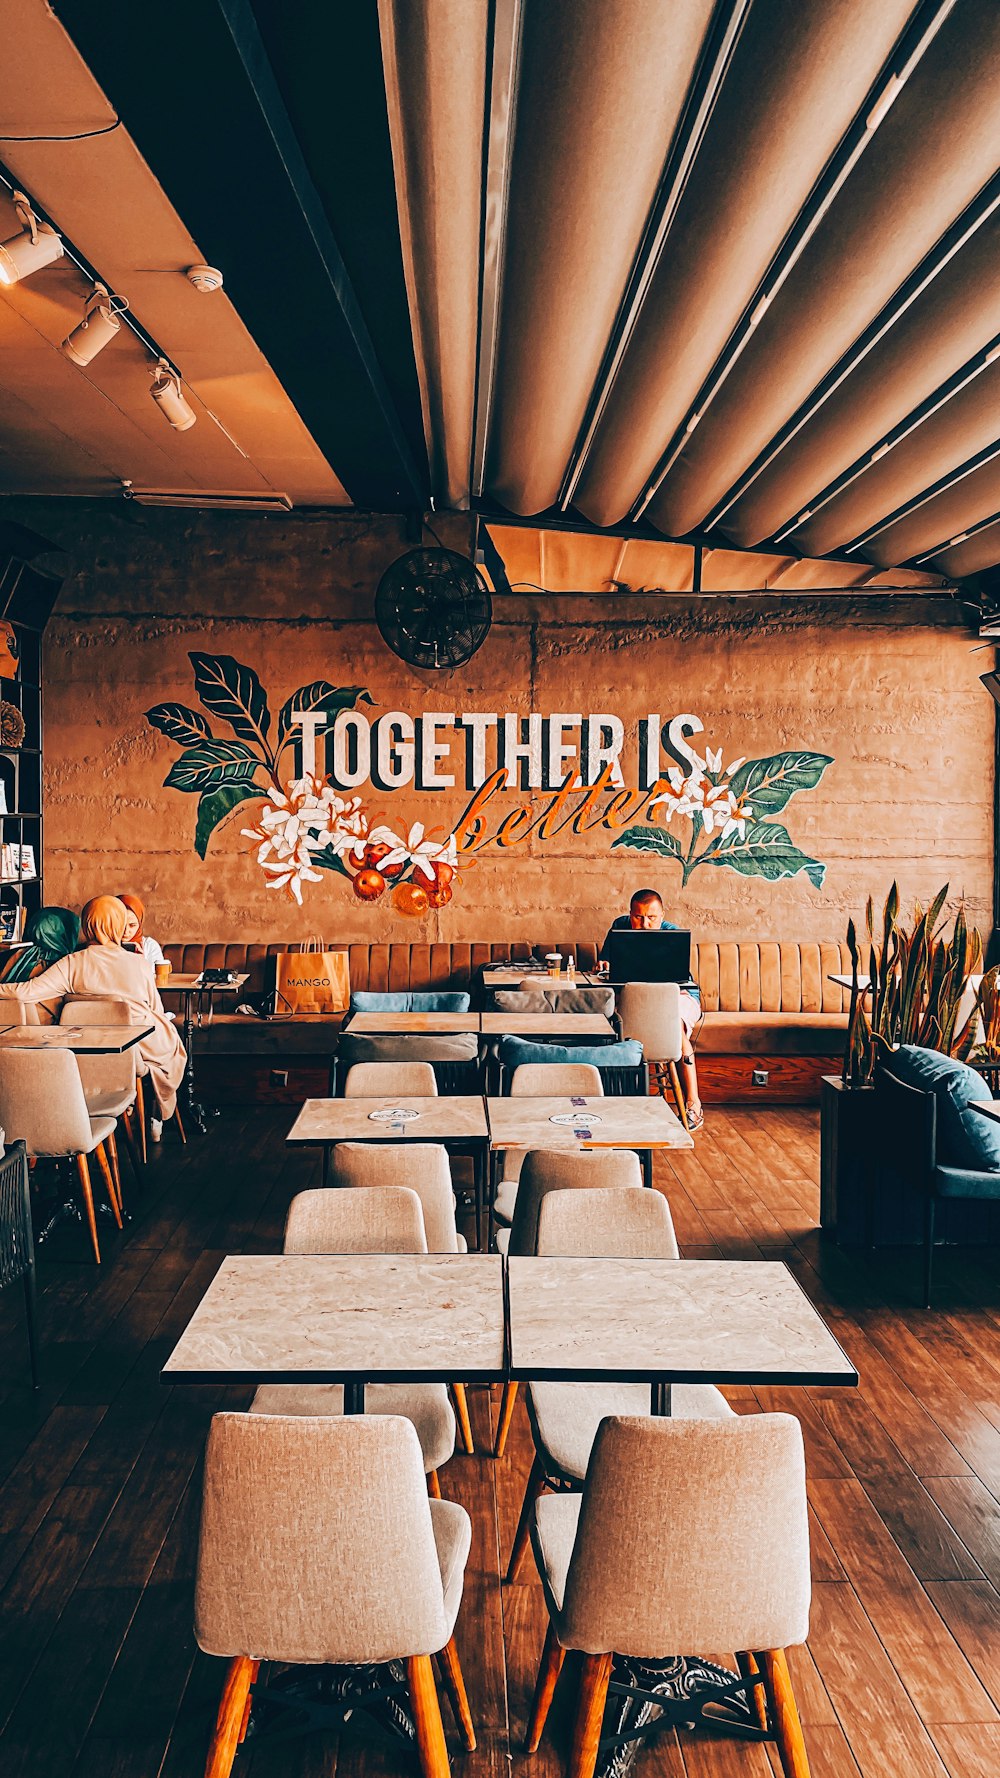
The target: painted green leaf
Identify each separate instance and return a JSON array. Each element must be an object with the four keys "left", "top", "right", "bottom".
[
  {"left": 727, "top": 751, "right": 833, "bottom": 815},
  {"left": 610, "top": 826, "right": 683, "bottom": 861},
  {"left": 309, "top": 844, "right": 351, "bottom": 877},
  {"left": 194, "top": 784, "right": 263, "bottom": 859},
  {"left": 704, "top": 820, "right": 826, "bottom": 889},
  {"left": 189, "top": 652, "right": 271, "bottom": 754},
  {"left": 276, "top": 682, "right": 374, "bottom": 747},
  {"left": 144, "top": 702, "right": 212, "bottom": 747},
  {"left": 165, "top": 740, "right": 263, "bottom": 792}
]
